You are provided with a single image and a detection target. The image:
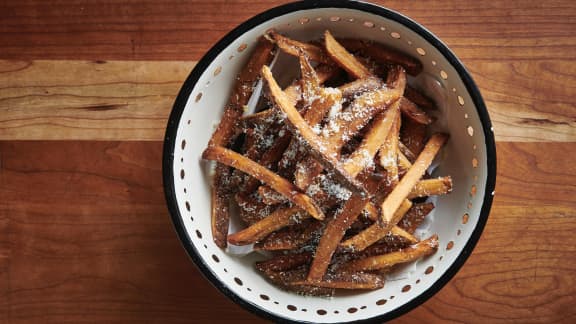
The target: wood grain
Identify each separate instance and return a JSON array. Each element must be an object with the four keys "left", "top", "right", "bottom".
[
  {"left": 1, "top": 1, "right": 574, "bottom": 62},
  {"left": 0, "top": 141, "right": 252, "bottom": 323},
  {"left": 1, "top": 59, "right": 574, "bottom": 141},
  {"left": 395, "top": 206, "right": 576, "bottom": 324},
  {"left": 0, "top": 141, "right": 574, "bottom": 323},
  {"left": 1, "top": 0, "right": 575, "bottom": 323},
  {"left": 0, "top": 60, "right": 192, "bottom": 140}
]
